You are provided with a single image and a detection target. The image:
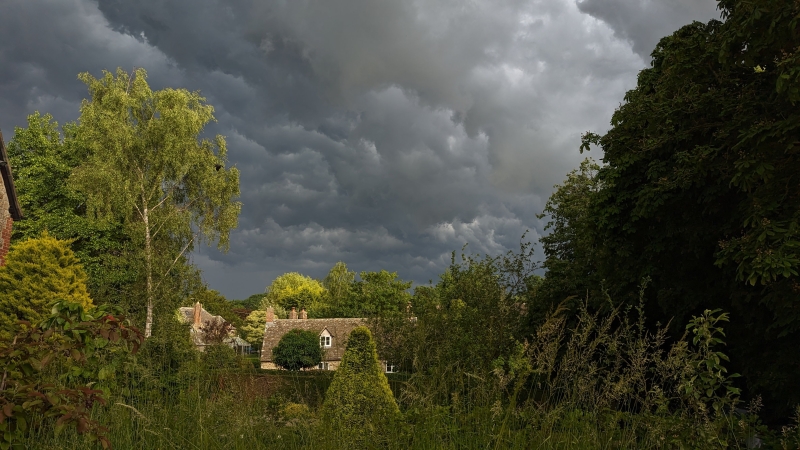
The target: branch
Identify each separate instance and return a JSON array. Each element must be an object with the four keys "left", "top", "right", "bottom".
[{"left": 151, "top": 234, "right": 196, "bottom": 294}]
